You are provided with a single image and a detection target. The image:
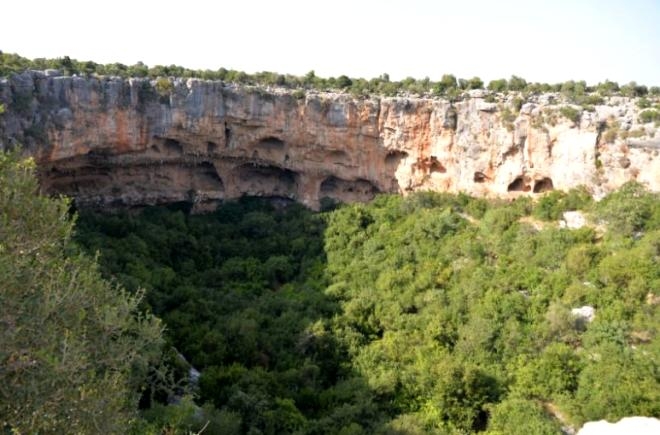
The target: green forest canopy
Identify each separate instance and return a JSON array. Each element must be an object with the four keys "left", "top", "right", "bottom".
[{"left": 70, "top": 184, "right": 660, "bottom": 434}]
